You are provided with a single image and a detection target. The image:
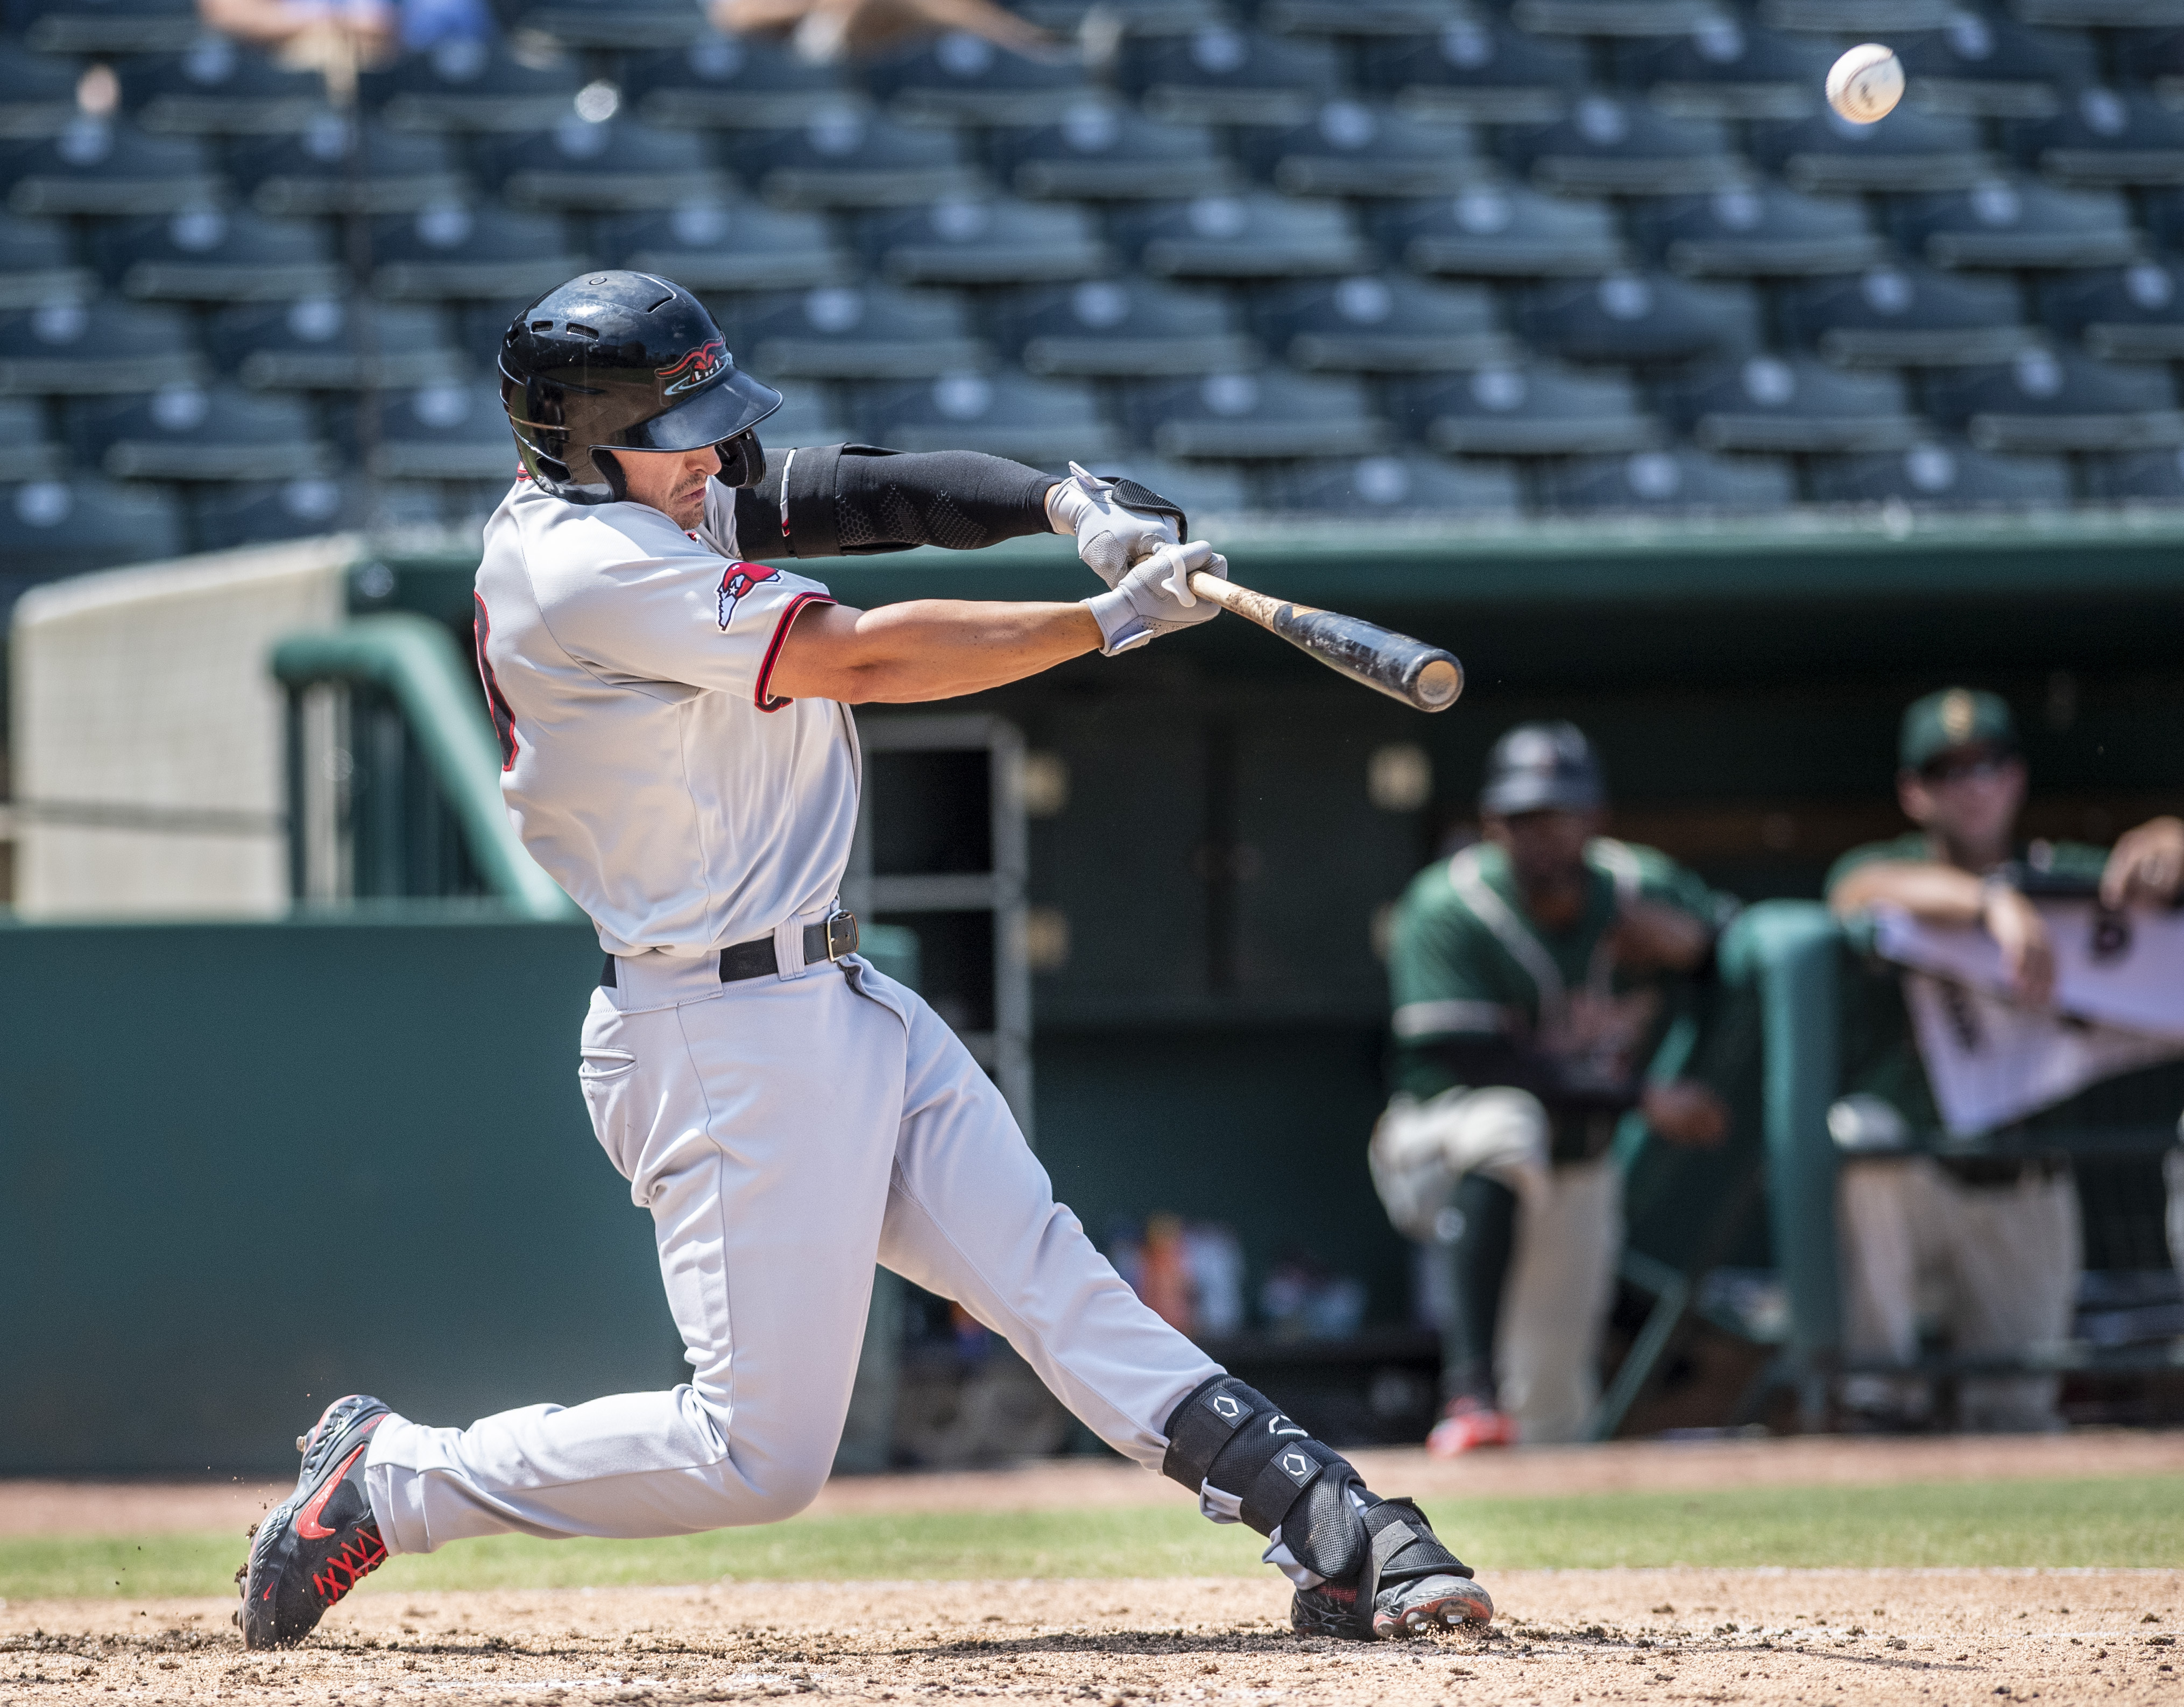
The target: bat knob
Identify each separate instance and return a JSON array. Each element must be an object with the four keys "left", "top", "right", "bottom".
[{"left": 1413, "top": 654, "right": 1464, "bottom": 711}]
